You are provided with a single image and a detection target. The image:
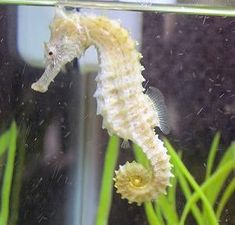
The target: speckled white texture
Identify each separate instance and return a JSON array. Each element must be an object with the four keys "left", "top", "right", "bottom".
[{"left": 31, "top": 8, "right": 173, "bottom": 205}]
